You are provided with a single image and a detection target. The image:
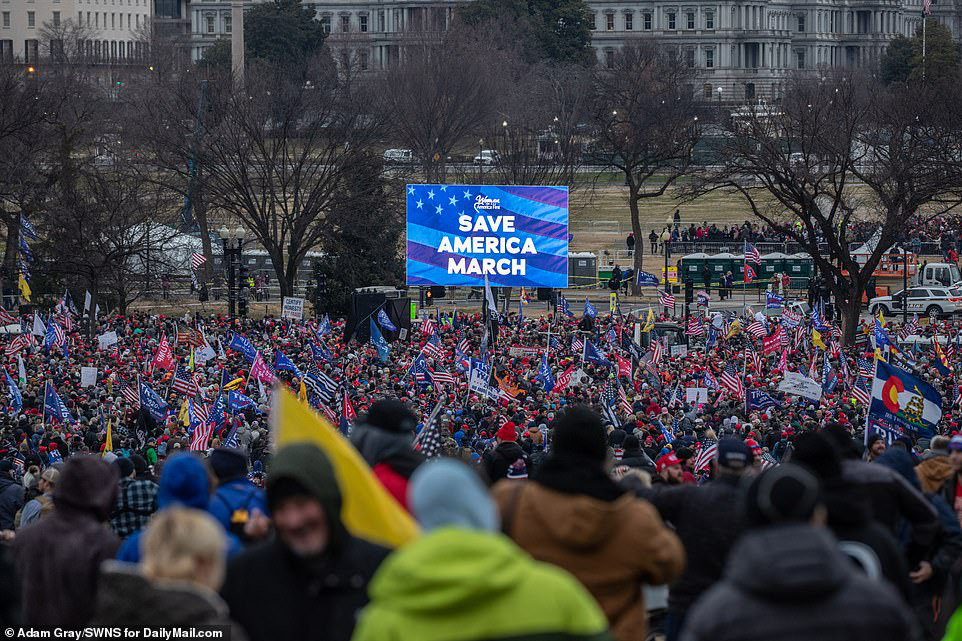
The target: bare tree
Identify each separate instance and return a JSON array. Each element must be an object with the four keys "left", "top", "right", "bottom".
[
  {"left": 689, "top": 73, "right": 962, "bottom": 343},
  {"left": 197, "top": 53, "right": 383, "bottom": 297},
  {"left": 381, "top": 30, "right": 500, "bottom": 183},
  {"left": 589, "top": 41, "right": 702, "bottom": 292}
]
